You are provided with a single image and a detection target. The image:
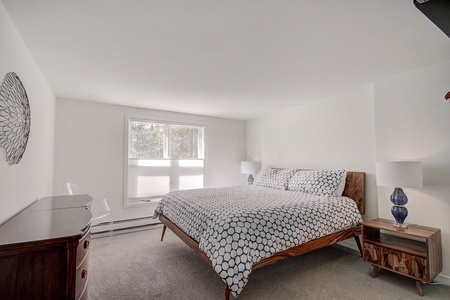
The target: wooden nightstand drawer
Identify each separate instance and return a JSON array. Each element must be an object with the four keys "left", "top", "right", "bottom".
[
  {"left": 381, "top": 247, "right": 428, "bottom": 280},
  {"left": 363, "top": 243, "right": 382, "bottom": 264},
  {"left": 363, "top": 242, "right": 428, "bottom": 280}
]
